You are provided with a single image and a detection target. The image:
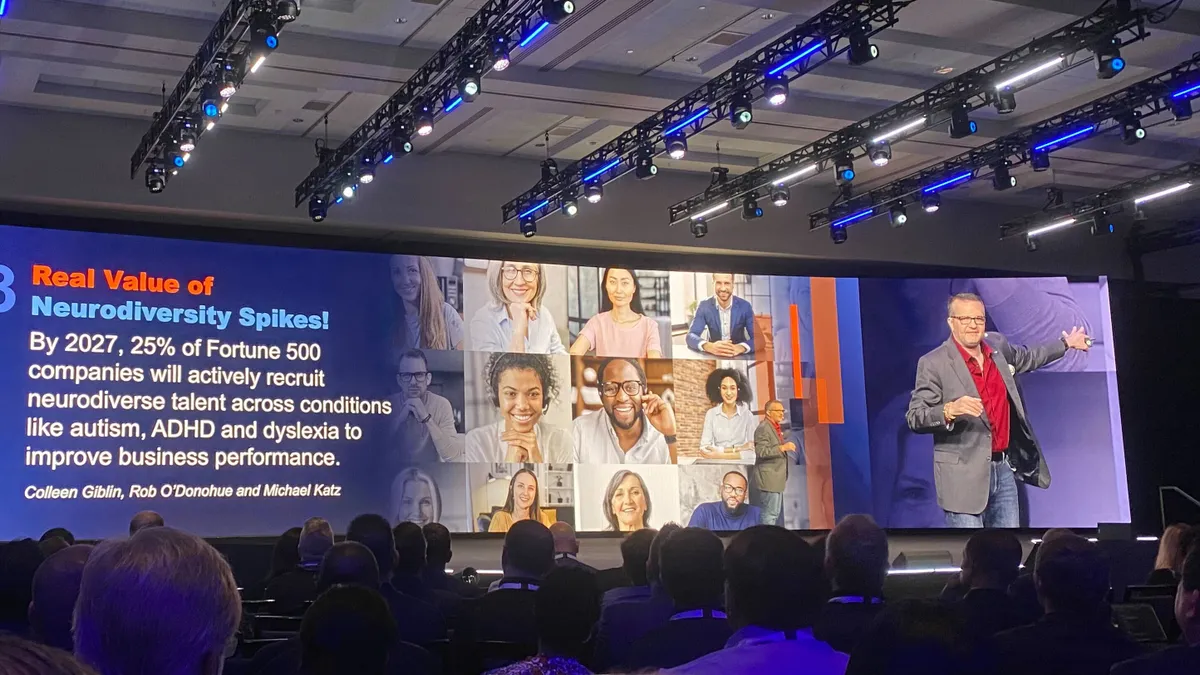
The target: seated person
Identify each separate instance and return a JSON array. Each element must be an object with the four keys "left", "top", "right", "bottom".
[
  {"left": 347, "top": 514, "right": 448, "bottom": 645},
  {"left": 956, "top": 530, "right": 1025, "bottom": 638},
  {"left": 29, "top": 544, "right": 93, "bottom": 651},
  {"left": 0, "top": 634, "right": 97, "bottom": 675},
  {"left": 595, "top": 525, "right": 680, "bottom": 670},
  {"left": 466, "top": 353, "right": 572, "bottom": 463},
  {"left": 483, "top": 567, "right": 599, "bottom": 675},
  {"left": 687, "top": 471, "right": 761, "bottom": 531},
  {"left": 301, "top": 584, "right": 397, "bottom": 675},
  {"left": 815, "top": 514, "right": 889, "bottom": 654},
  {"left": 551, "top": 522, "right": 596, "bottom": 573},
  {"left": 463, "top": 520, "right": 555, "bottom": 645},
  {"left": 422, "top": 522, "right": 484, "bottom": 598},
  {"left": 1113, "top": 540, "right": 1200, "bottom": 675},
  {"left": 601, "top": 529, "right": 656, "bottom": 608},
  {"left": 266, "top": 517, "right": 333, "bottom": 614},
  {"left": 846, "top": 600, "right": 995, "bottom": 675}
]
